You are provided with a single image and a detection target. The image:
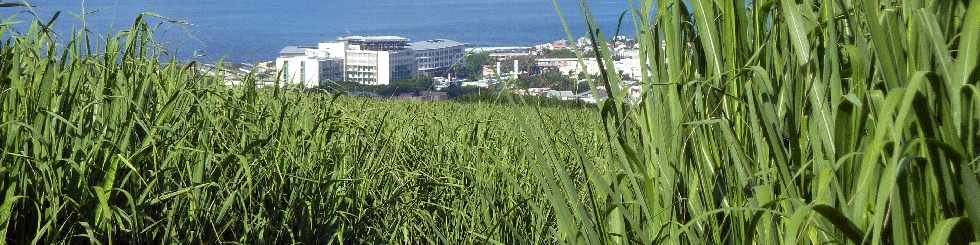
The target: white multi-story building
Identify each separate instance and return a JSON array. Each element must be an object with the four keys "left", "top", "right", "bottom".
[
  {"left": 276, "top": 36, "right": 420, "bottom": 87},
  {"left": 276, "top": 46, "right": 345, "bottom": 88},
  {"left": 339, "top": 36, "right": 417, "bottom": 85},
  {"left": 408, "top": 39, "right": 465, "bottom": 77},
  {"left": 345, "top": 49, "right": 416, "bottom": 85}
]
